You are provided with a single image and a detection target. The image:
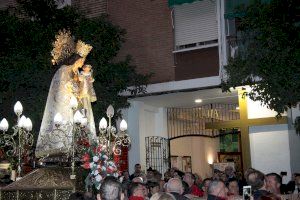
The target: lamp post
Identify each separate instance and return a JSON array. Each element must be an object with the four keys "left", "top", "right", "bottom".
[
  {"left": 98, "top": 105, "right": 130, "bottom": 158},
  {"left": 52, "top": 102, "right": 131, "bottom": 179},
  {"left": 0, "top": 101, "right": 34, "bottom": 180},
  {"left": 52, "top": 96, "right": 88, "bottom": 180}
]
